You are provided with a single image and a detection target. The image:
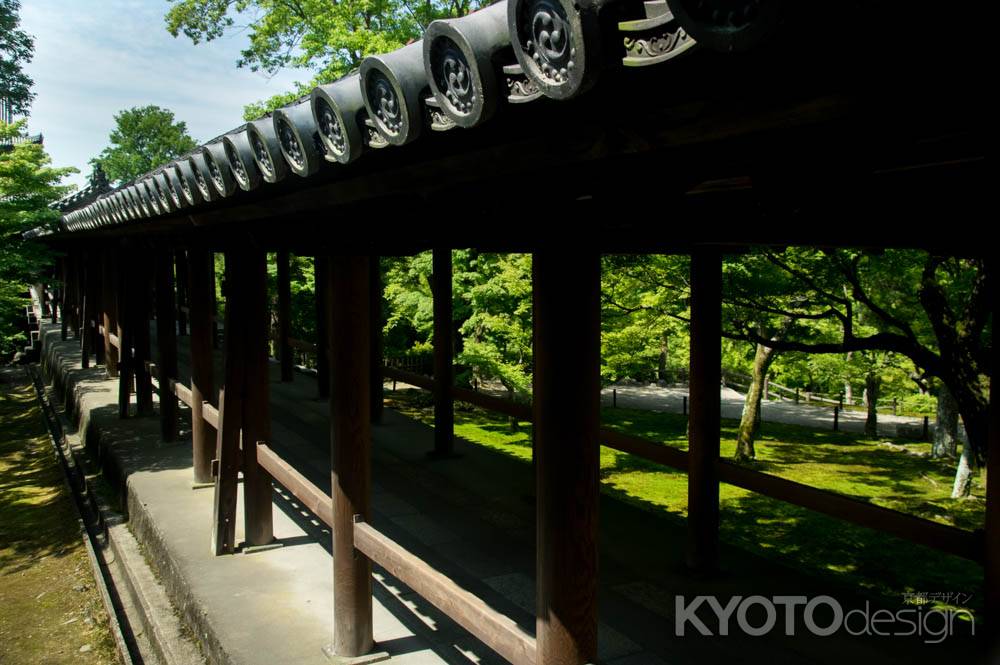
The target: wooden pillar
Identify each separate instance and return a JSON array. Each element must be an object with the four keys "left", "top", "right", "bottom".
[
  {"left": 134, "top": 253, "right": 154, "bottom": 416},
  {"left": 329, "top": 254, "right": 374, "bottom": 657},
  {"left": 176, "top": 250, "right": 189, "bottom": 336},
  {"left": 102, "top": 249, "right": 120, "bottom": 378},
  {"left": 189, "top": 248, "right": 217, "bottom": 485},
  {"left": 60, "top": 257, "right": 69, "bottom": 341},
  {"left": 277, "top": 250, "right": 294, "bottom": 382},
  {"left": 242, "top": 247, "right": 274, "bottom": 547},
  {"left": 986, "top": 260, "right": 999, "bottom": 662},
  {"left": 155, "top": 249, "right": 179, "bottom": 442},
  {"left": 315, "top": 256, "right": 330, "bottom": 400},
  {"left": 370, "top": 255, "right": 384, "bottom": 424},
  {"left": 686, "top": 250, "right": 722, "bottom": 572},
  {"left": 117, "top": 249, "right": 134, "bottom": 418},
  {"left": 533, "top": 250, "right": 600, "bottom": 665},
  {"left": 432, "top": 248, "right": 454, "bottom": 456},
  {"left": 80, "top": 259, "right": 92, "bottom": 370}
]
